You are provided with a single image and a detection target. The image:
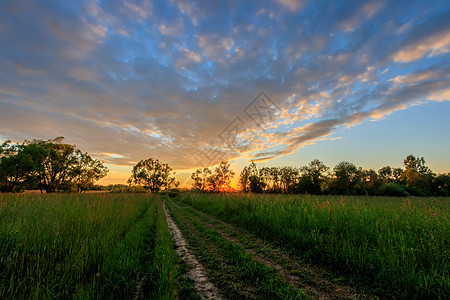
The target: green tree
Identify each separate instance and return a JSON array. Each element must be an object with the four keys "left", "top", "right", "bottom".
[
  {"left": 0, "top": 141, "right": 34, "bottom": 192},
  {"left": 432, "top": 173, "right": 450, "bottom": 196},
  {"left": 0, "top": 137, "right": 108, "bottom": 193},
  {"left": 361, "top": 169, "right": 381, "bottom": 196},
  {"left": 71, "top": 151, "right": 109, "bottom": 192},
  {"left": 329, "top": 161, "right": 362, "bottom": 195},
  {"left": 26, "top": 137, "right": 81, "bottom": 193},
  {"left": 378, "top": 166, "right": 393, "bottom": 184},
  {"left": 403, "top": 154, "right": 434, "bottom": 196},
  {"left": 26, "top": 137, "right": 108, "bottom": 193},
  {"left": 297, "top": 159, "right": 329, "bottom": 194},
  {"left": 128, "top": 158, "right": 178, "bottom": 193}
]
